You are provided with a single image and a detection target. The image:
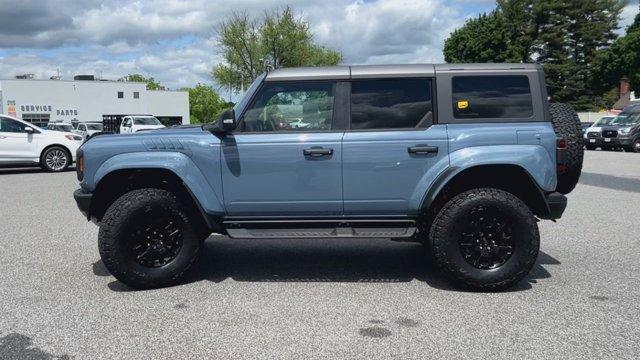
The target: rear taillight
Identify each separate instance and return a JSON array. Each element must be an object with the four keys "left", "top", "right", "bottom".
[{"left": 556, "top": 138, "right": 567, "bottom": 150}]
